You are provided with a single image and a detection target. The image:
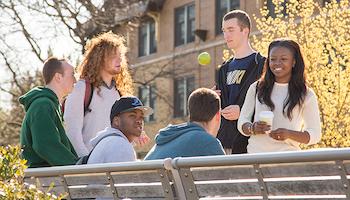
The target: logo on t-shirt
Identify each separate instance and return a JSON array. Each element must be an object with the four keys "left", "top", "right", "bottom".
[{"left": 226, "top": 70, "right": 246, "bottom": 85}]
